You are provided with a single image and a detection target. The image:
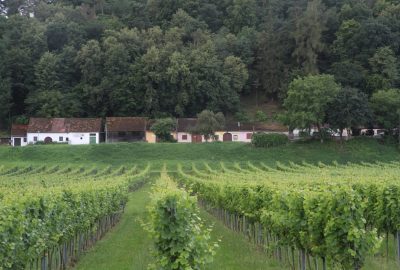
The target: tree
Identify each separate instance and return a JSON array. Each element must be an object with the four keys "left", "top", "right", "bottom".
[
  {"left": 225, "top": 0, "right": 258, "bottom": 34},
  {"left": 292, "top": 0, "right": 326, "bottom": 74},
  {"left": 281, "top": 74, "right": 340, "bottom": 142},
  {"left": 223, "top": 56, "right": 248, "bottom": 94},
  {"left": 326, "top": 87, "right": 372, "bottom": 141},
  {"left": 370, "top": 89, "right": 400, "bottom": 143},
  {"left": 191, "top": 110, "right": 225, "bottom": 142},
  {"left": 150, "top": 118, "right": 177, "bottom": 142},
  {"left": 366, "top": 47, "right": 399, "bottom": 93}
]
